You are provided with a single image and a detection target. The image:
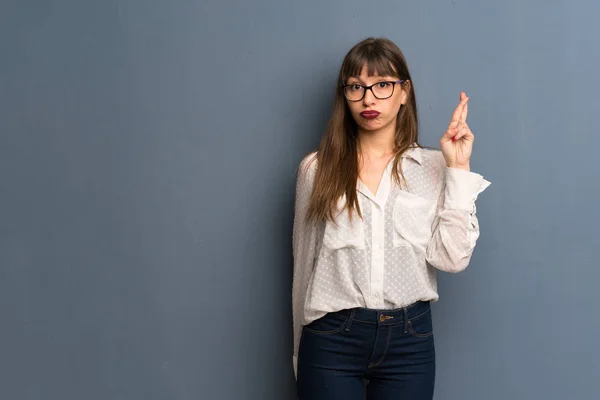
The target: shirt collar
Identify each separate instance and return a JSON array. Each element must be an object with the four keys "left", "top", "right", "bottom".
[
  {"left": 401, "top": 144, "right": 423, "bottom": 165},
  {"left": 356, "top": 144, "right": 423, "bottom": 205}
]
